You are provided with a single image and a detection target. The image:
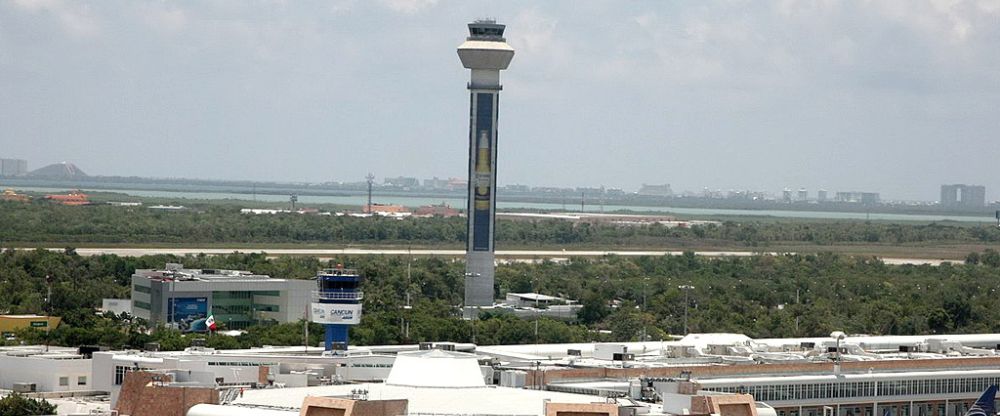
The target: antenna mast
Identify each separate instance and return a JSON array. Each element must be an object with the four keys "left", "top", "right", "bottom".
[{"left": 365, "top": 173, "right": 375, "bottom": 214}]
